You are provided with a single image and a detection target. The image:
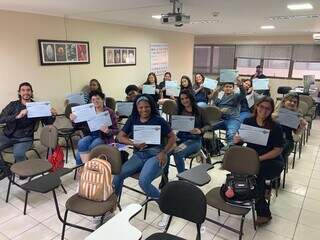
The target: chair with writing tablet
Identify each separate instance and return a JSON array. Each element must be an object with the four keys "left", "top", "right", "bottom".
[
  {"left": 276, "top": 86, "right": 292, "bottom": 103},
  {"left": 161, "top": 99, "right": 177, "bottom": 121}
]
